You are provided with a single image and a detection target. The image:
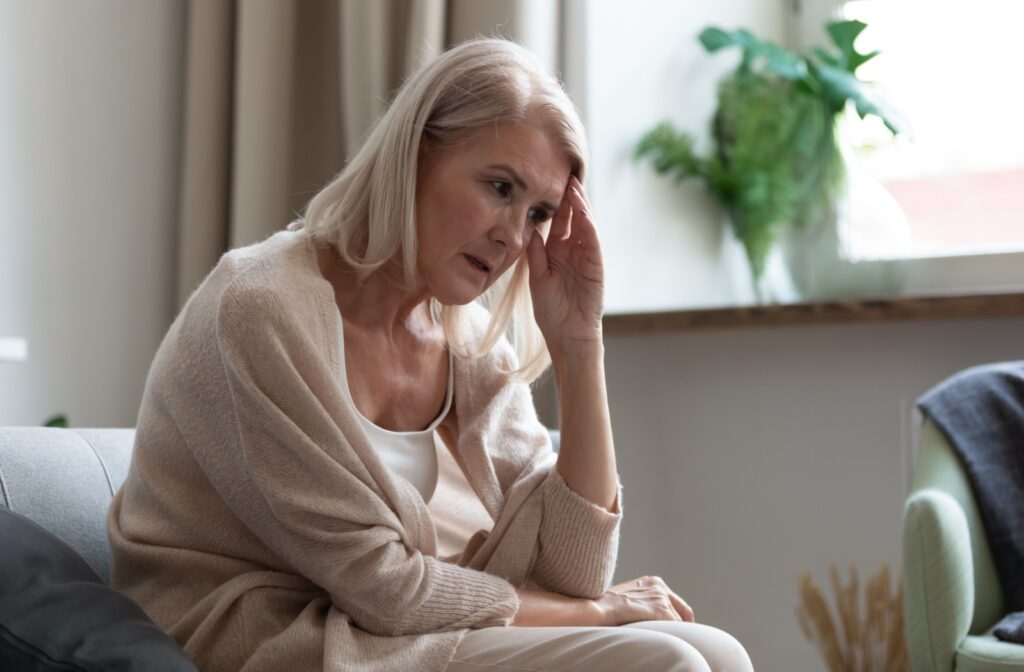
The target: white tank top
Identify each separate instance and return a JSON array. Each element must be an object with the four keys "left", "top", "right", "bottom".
[{"left": 336, "top": 313, "right": 452, "bottom": 503}]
